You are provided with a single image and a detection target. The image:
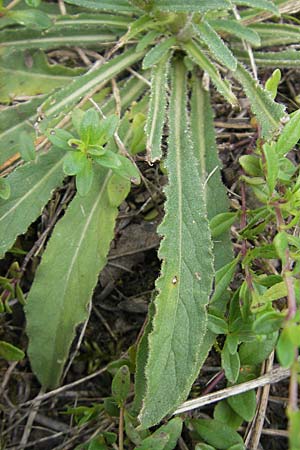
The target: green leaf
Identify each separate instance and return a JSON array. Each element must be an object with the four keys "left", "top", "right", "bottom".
[
  {"left": 210, "top": 212, "right": 237, "bottom": 238},
  {"left": 153, "top": 0, "right": 231, "bottom": 12},
  {"left": 19, "top": 131, "right": 36, "bottom": 162},
  {"left": 235, "top": 50, "right": 300, "bottom": 68},
  {"left": 249, "top": 23, "right": 300, "bottom": 47},
  {"left": 194, "top": 21, "right": 237, "bottom": 71},
  {"left": 76, "top": 159, "right": 94, "bottom": 196},
  {"left": 276, "top": 109, "right": 300, "bottom": 157},
  {"left": 25, "top": 0, "right": 41, "bottom": 6},
  {"left": 222, "top": 340, "right": 240, "bottom": 383},
  {"left": 273, "top": 232, "right": 289, "bottom": 263},
  {"left": 41, "top": 48, "right": 144, "bottom": 125},
  {"left": 234, "top": 0, "right": 278, "bottom": 14},
  {"left": 233, "top": 64, "right": 285, "bottom": 139},
  {"left": 253, "top": 311, "right": 284, "bottom": 335},
  {"left": 146, "top": 53, "right": 170, "bottom": 162},
  {"left": 239, "top": 332, "right": 278, "bottom": 366},
  {"left": 207, "top": 314, "right": 228, "bottom": 334},
  {"left": 190, "top": 77, "right": 233, "bottom": 271},
  {"left": 209, "top": 19, "right": 261, "bottom": 46},
  {"left": 26, "top": 166, "right": 128, "bottom": 388},
  {"left": 63, "top": 151, "right": 87, "bottom": 175},
  {"left": 79, "top": 109, "right": 101, "bottom": 146},
  {"left": 135, "top": 418, "right": 183, "bottom": 450},
  {"left": 211, "top": 258, "right": 239, "bottom": 303},
  {"left": 92, "top": 151, "right": 122, "bottom": 170},
  {"left": 184, "top": 41, "right": 237, "bottom": 106},
  {"left": 113, "top": 155, "right": 140, "bottom": 184},
  {"left": 0, "top": 178, "right": 11, "bottom": 201},
  {"left": 0, "top": 149, "right": 65, "bottom": 259},
  {"left": 263, "top": 143, "right": 278, "bottom": 194},
  {"left": 0, "top": 340, "right": 25, "bottom": 361},
  {"left": 191, "top": 419, "right": 244, "bottom": 450},
  {"left": 138, "top": 59, "right": 214, "bottom": 429},
  {"left": 112, "top": 365, "right": 130, "bottom": 406},
  {"left": 7, "top": 9, "right": 52, "bottom": 29},
  {"left": 265, "top": 69, "right": 281, "bottom": 100},
  {"left": 47, "top": 128, "right": 74, "bottom": 150},
  {"left": 214, "top": 401, "right": 243, "bottom": 430},
  {"left": 107, "top": 174, "right": 130, "bottom": 207},
  {"left": 63, "top": 0, "right": 138, "bottom": 12},
  {"left": 142, "top": 37, "right": 175, "bottom": 70},
  {"left": 0, "top": 50, "right": 84, "bottom": 104},
  {"left": 276, "top": 327, "right": 295, "bottom": 368},
  {"left": 288, "top": 410, "right": 300, "bottom": 450},
  {"left": 0, "top": 96, "right": 45, "bottom": 166},
  {"left": 227, "top": 390, "right": 256, "bottom": 422},
  {"left": 239, "top": 155, "right": 261, "bottom": 177},
  {"left": 195, "top": 444, "right": 215, "bottom": 450},
  {"left": 137, "top": 30, "right": 161, "bottom": 52}
]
